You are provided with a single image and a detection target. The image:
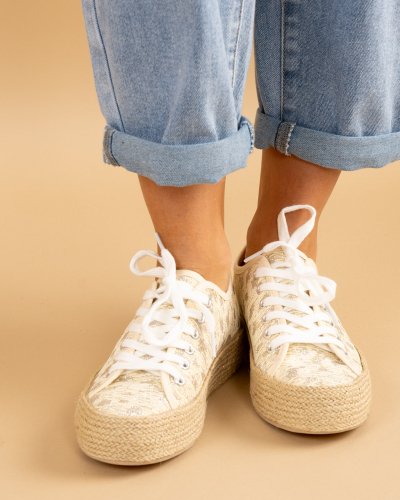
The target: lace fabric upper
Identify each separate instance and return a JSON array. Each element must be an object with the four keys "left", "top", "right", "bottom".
[
  {"left": 238, "top": 205, "right": 362, "bottom": 383},
  {"left": 89, "top": 234, "right": 216, "bottom": 399},
  {"left": 244, "top": 206, "right": 344, "bottom": 353},
  {"left": 87, "top": 235, "right": 241, "bottom": 417}
]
